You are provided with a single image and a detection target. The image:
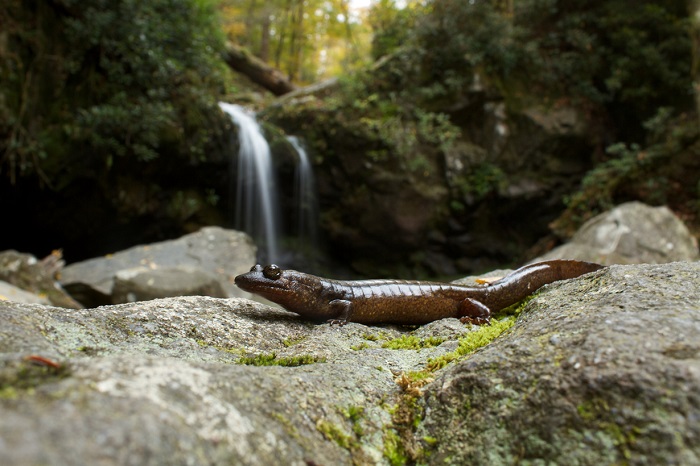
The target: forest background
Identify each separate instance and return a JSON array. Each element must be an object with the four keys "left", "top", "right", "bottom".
[{"left": 1, "top": 0, "right": 699, "bottom": 276}]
